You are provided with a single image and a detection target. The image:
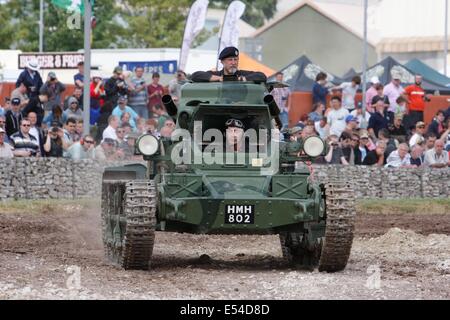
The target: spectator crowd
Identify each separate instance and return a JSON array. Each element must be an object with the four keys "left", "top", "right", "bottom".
[
  {"left": 0, "top": 59, "right": 187, "bottom": 162},
  {"left": 274, "top": 71, "right": 450, "bottom": 168},
  {"left": 1, "top": 60, "right": 449, "bottom": 169}
]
